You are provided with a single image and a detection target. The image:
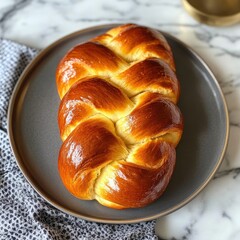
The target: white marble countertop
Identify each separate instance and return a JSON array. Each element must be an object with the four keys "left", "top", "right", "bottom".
[{"left": 1, "top": 0, "right": 240, "bottom": 239}]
